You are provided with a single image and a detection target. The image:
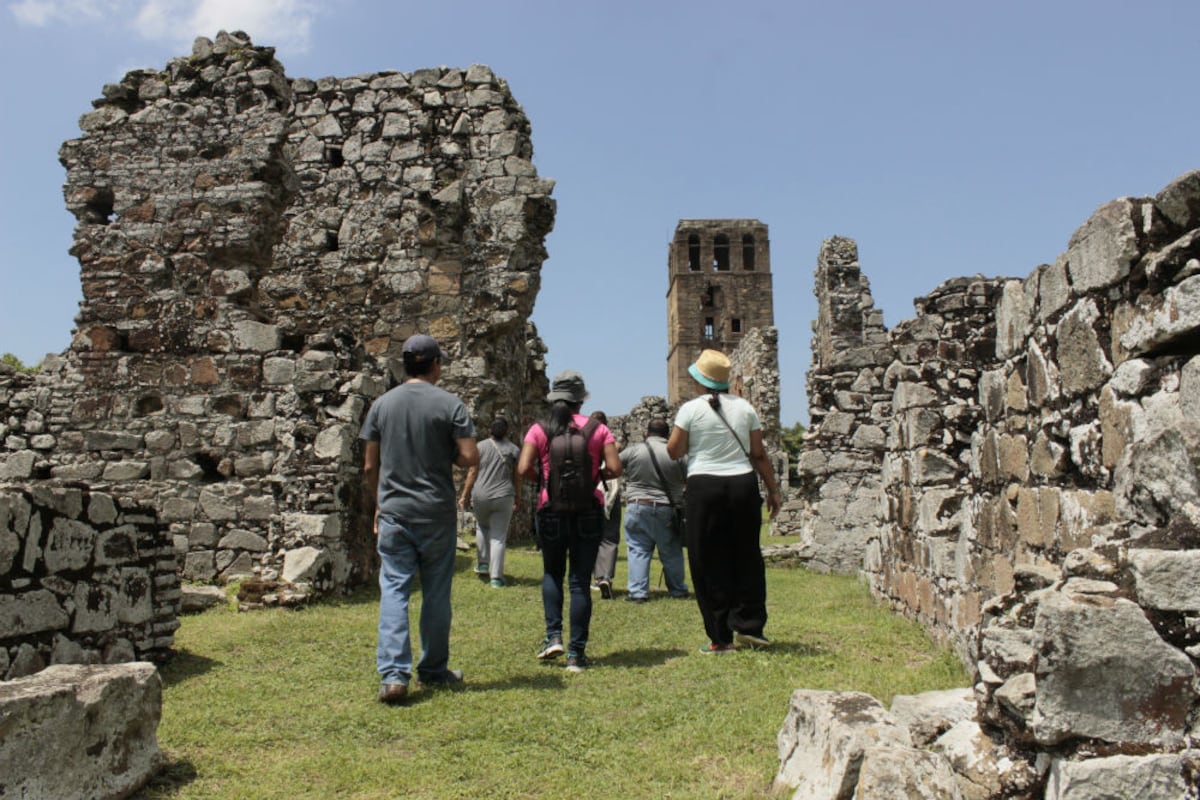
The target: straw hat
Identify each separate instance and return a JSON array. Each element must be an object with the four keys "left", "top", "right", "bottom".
[{"left": 688, "top": 349, "right": 730, "bottom": 391}]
